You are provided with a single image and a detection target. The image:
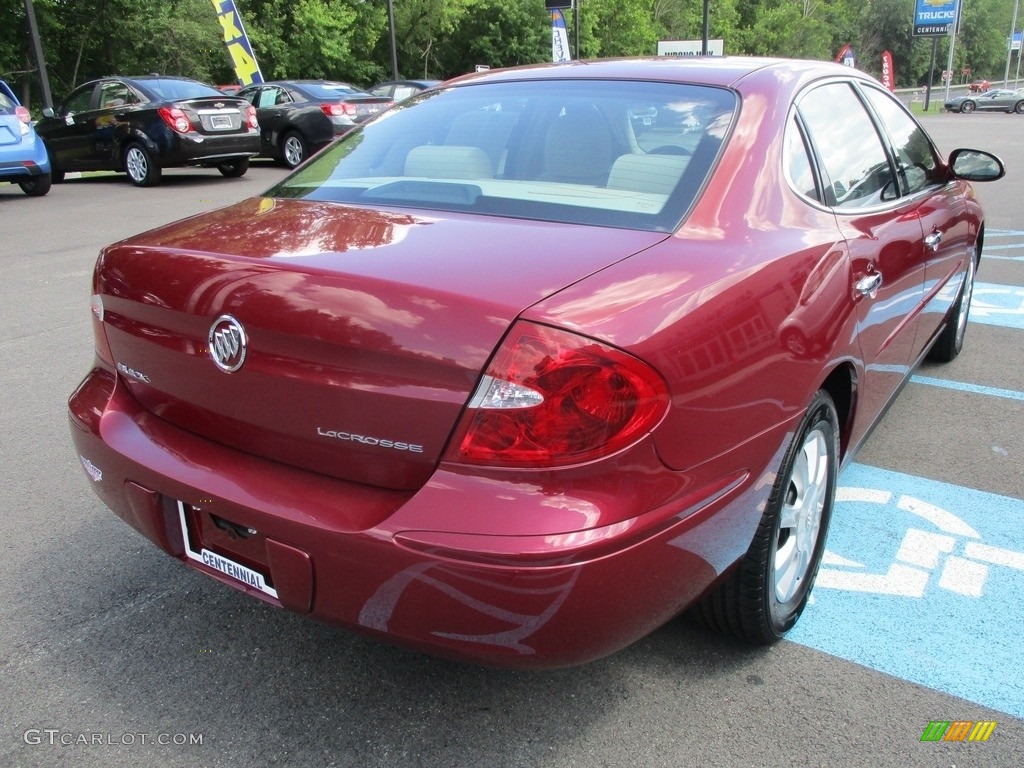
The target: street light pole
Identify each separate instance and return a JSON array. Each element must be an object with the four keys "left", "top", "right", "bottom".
[{"left": 1004, "top": 0, "right": 1020, "bottom": 86}]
